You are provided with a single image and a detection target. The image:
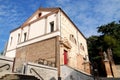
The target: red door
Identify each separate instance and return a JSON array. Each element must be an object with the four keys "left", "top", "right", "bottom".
[{"left": 64, "top": 50, "right": 68, "bottom": 65}]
